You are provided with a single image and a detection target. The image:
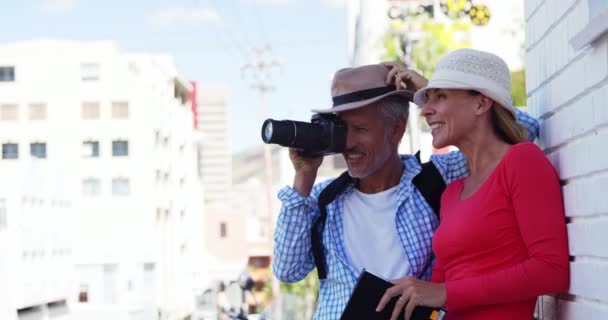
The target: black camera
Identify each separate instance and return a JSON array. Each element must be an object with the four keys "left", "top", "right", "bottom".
[{"left": 261, "top": 114, "right": 346, "bottom": 158}]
